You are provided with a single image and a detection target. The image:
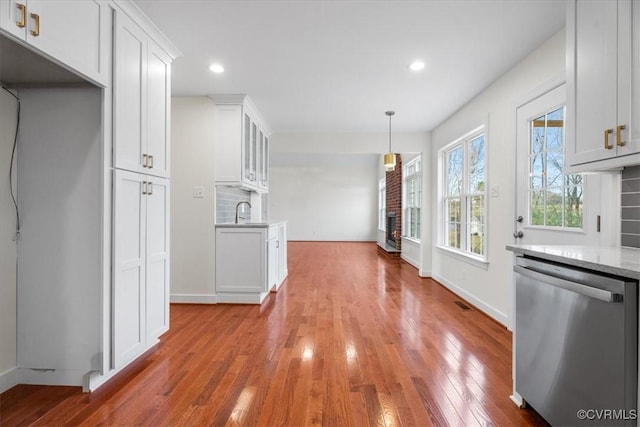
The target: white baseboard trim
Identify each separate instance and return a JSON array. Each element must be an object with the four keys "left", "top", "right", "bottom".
[
  {"left": 216, "top": 292, "right": 269, "bottom": 304},
  {"left": 170, "top": 294, "right": 218, "bottom": 304},
  {"left": 400, "top": 253, "right": 420, "bottom": 270},
  {"left": 510, "top": 393, "right": 524, "bottom": 408},
  {"left": 432, "top": 273, "right": 508, "bottom": 326},
  {"left": 18, "top": 367, "right": 84, "bottom": 387},
  {"left": 419, "top": 269, "right": 432, "bottom": 278},
  {"left": 0, "top": 367, "right": 19, "bottom": 394}
]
